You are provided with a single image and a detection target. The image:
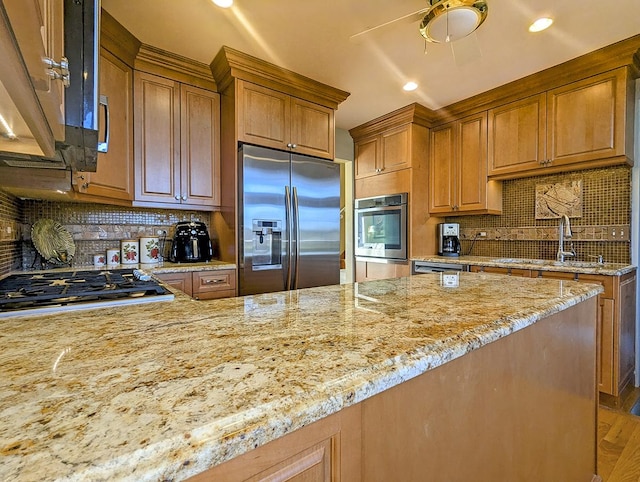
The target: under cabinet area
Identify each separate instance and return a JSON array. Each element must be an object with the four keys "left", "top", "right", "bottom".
[
  {"left": 488, "top": 67, "right": 634, "bottom": 179},
  {"left": 237, "top": 80, "right": 335, "bottom": 159},
  {"left": 134, "top": 72, "right": 221, "bottom": 209},
  {"left": 156, "top": 269, "right": 236, "bottom": 300},
  {"left": 429, "top": 112, "right": 502, "bottom": 215}
]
